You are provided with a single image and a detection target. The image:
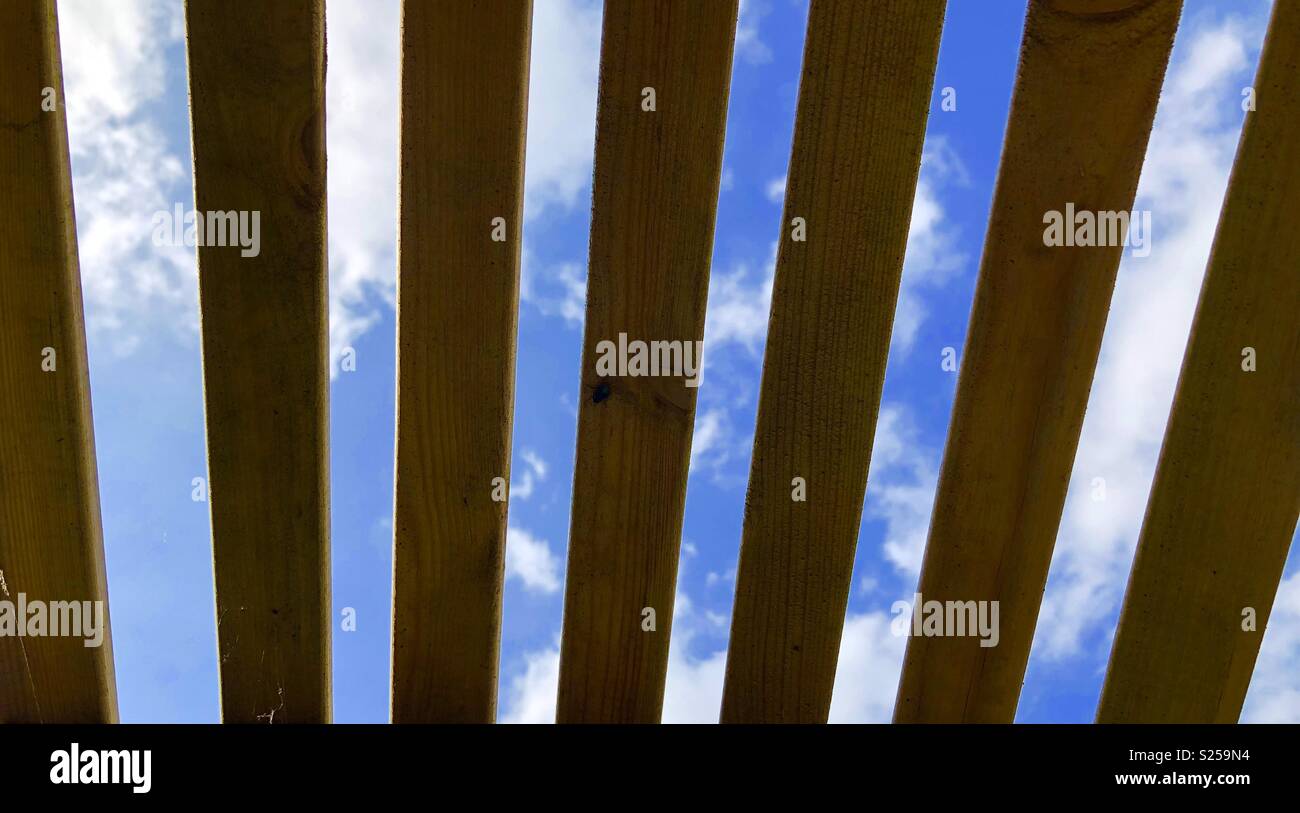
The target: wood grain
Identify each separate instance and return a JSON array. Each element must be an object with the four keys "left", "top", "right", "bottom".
[
  {"left": 894, "top": 0, "right": 1183, "bottom": 723},
  {"left": 186, "top": 0, "right": 330, "bottom": 723},
  {"left": 1097, "top": 0, "right": 1300, "bottom": 723},
  {"left": 719, "top": 0, "right": 946, "bottom": 724},
  {"left": 390, "top": 0, "right": 532, "bottom": 724},
  {"left": 0, "top": 0, "right": 118, "bottom": 724},
  {"left": 556, "top": 0, "right": 738, "bottom": 723}
]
